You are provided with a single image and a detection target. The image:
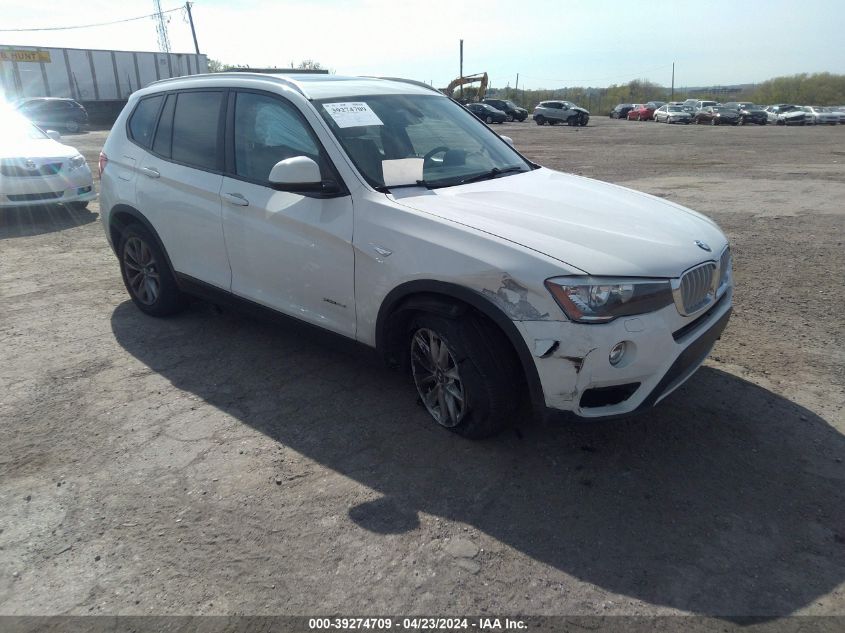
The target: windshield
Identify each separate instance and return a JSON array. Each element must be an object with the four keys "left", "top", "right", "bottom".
[
  {"left": 316, "top": 94, "right": 531, "bottom": 190},
  {"left": 667, "top": 106, "right": 684, "bottom": 112},
  {"left": 0, "top": 112, "right": 48, "bottom": 142},
  {"left": 505, "top": 100, "right": 519, "bottom": 108}
]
